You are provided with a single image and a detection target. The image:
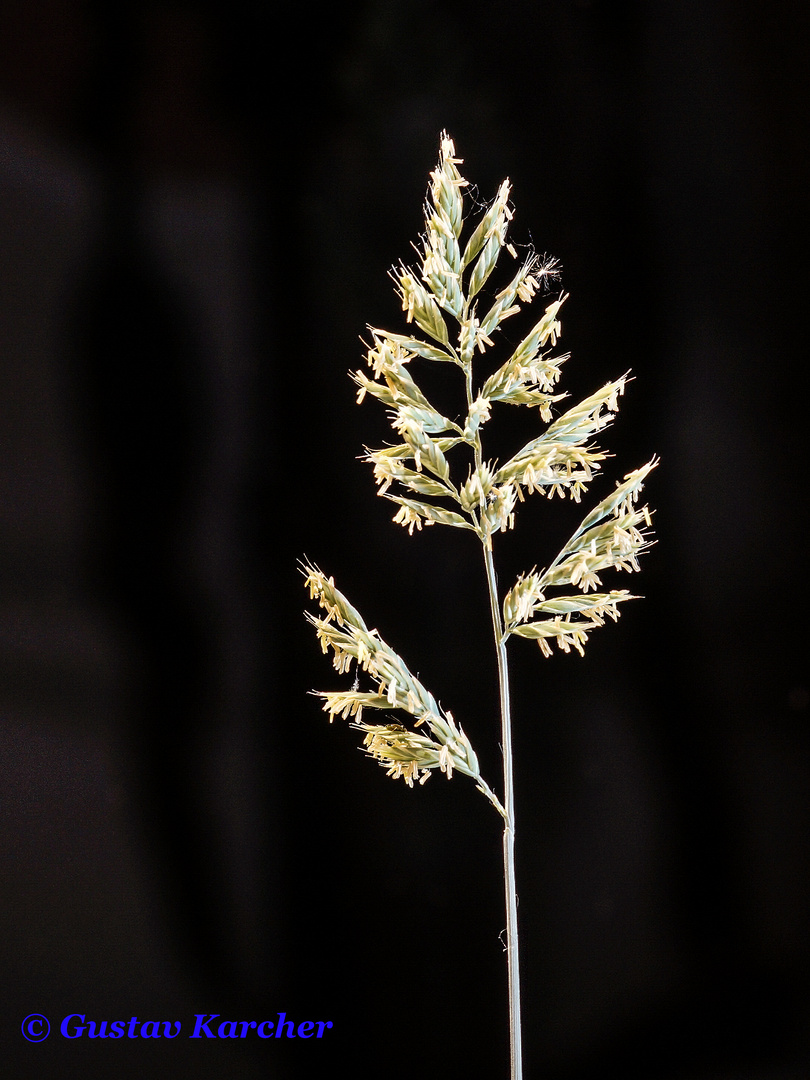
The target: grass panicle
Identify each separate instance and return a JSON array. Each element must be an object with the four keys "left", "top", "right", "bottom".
[{"left": 302, "top": 132, "right": 656, "bottom": 1080}]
